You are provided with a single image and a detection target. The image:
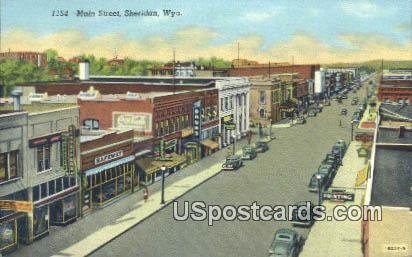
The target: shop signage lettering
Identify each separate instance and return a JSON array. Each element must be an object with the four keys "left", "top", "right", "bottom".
[
  {"left": 193, "top": 100, "right": 202, "bottom": 138},
  {"left": 29, "top": 129, "right": 79, "bottom": 148},
  {"left": 95, "top": 150, "right": 123, "bottom": 165},
  {"left": 322, "top": 192, "right": 355, "bottom": 202},
  {"left": 225, "top": 123, "right": 236, "bottom": 130},
  {"left": 355, "top": 133, "right": 373, "bottom": 142},
  {"left": 113, "top": 112, "right": 152, "bottom": 132},
  {"left": 0, "top": 200, "right": 33, "bottom": 213}
]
